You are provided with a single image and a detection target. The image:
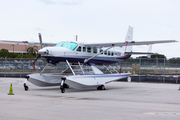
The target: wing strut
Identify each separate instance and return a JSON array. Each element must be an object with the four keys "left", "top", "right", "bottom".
[
  {"left": 66, "top": 60, "right": 75, "bottom": 75},
  {"left": 78, "top": 62, "right": 85, "bottom": 74},
  {"left": 119, "top": 41, "right": 128, "bottom": 73},
  {"left": 40, "top": 63, "right": 49, "bottom": 75}
]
